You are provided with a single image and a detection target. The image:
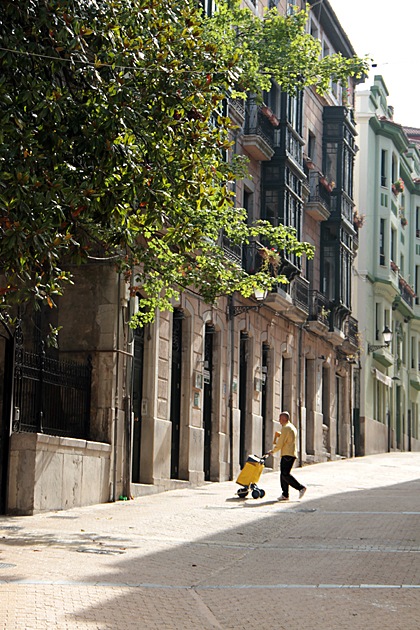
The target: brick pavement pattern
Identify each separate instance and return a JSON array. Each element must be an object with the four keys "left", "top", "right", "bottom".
[{"left": 0, "top": 453, "right": 419, "bottom": 629}]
